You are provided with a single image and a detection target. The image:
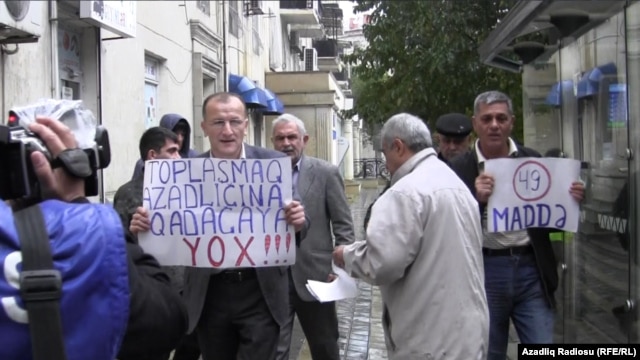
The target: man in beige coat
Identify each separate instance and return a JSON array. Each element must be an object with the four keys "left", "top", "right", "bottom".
[{"left": 333, "top": 113, "right": 489, "bottom": 360}]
